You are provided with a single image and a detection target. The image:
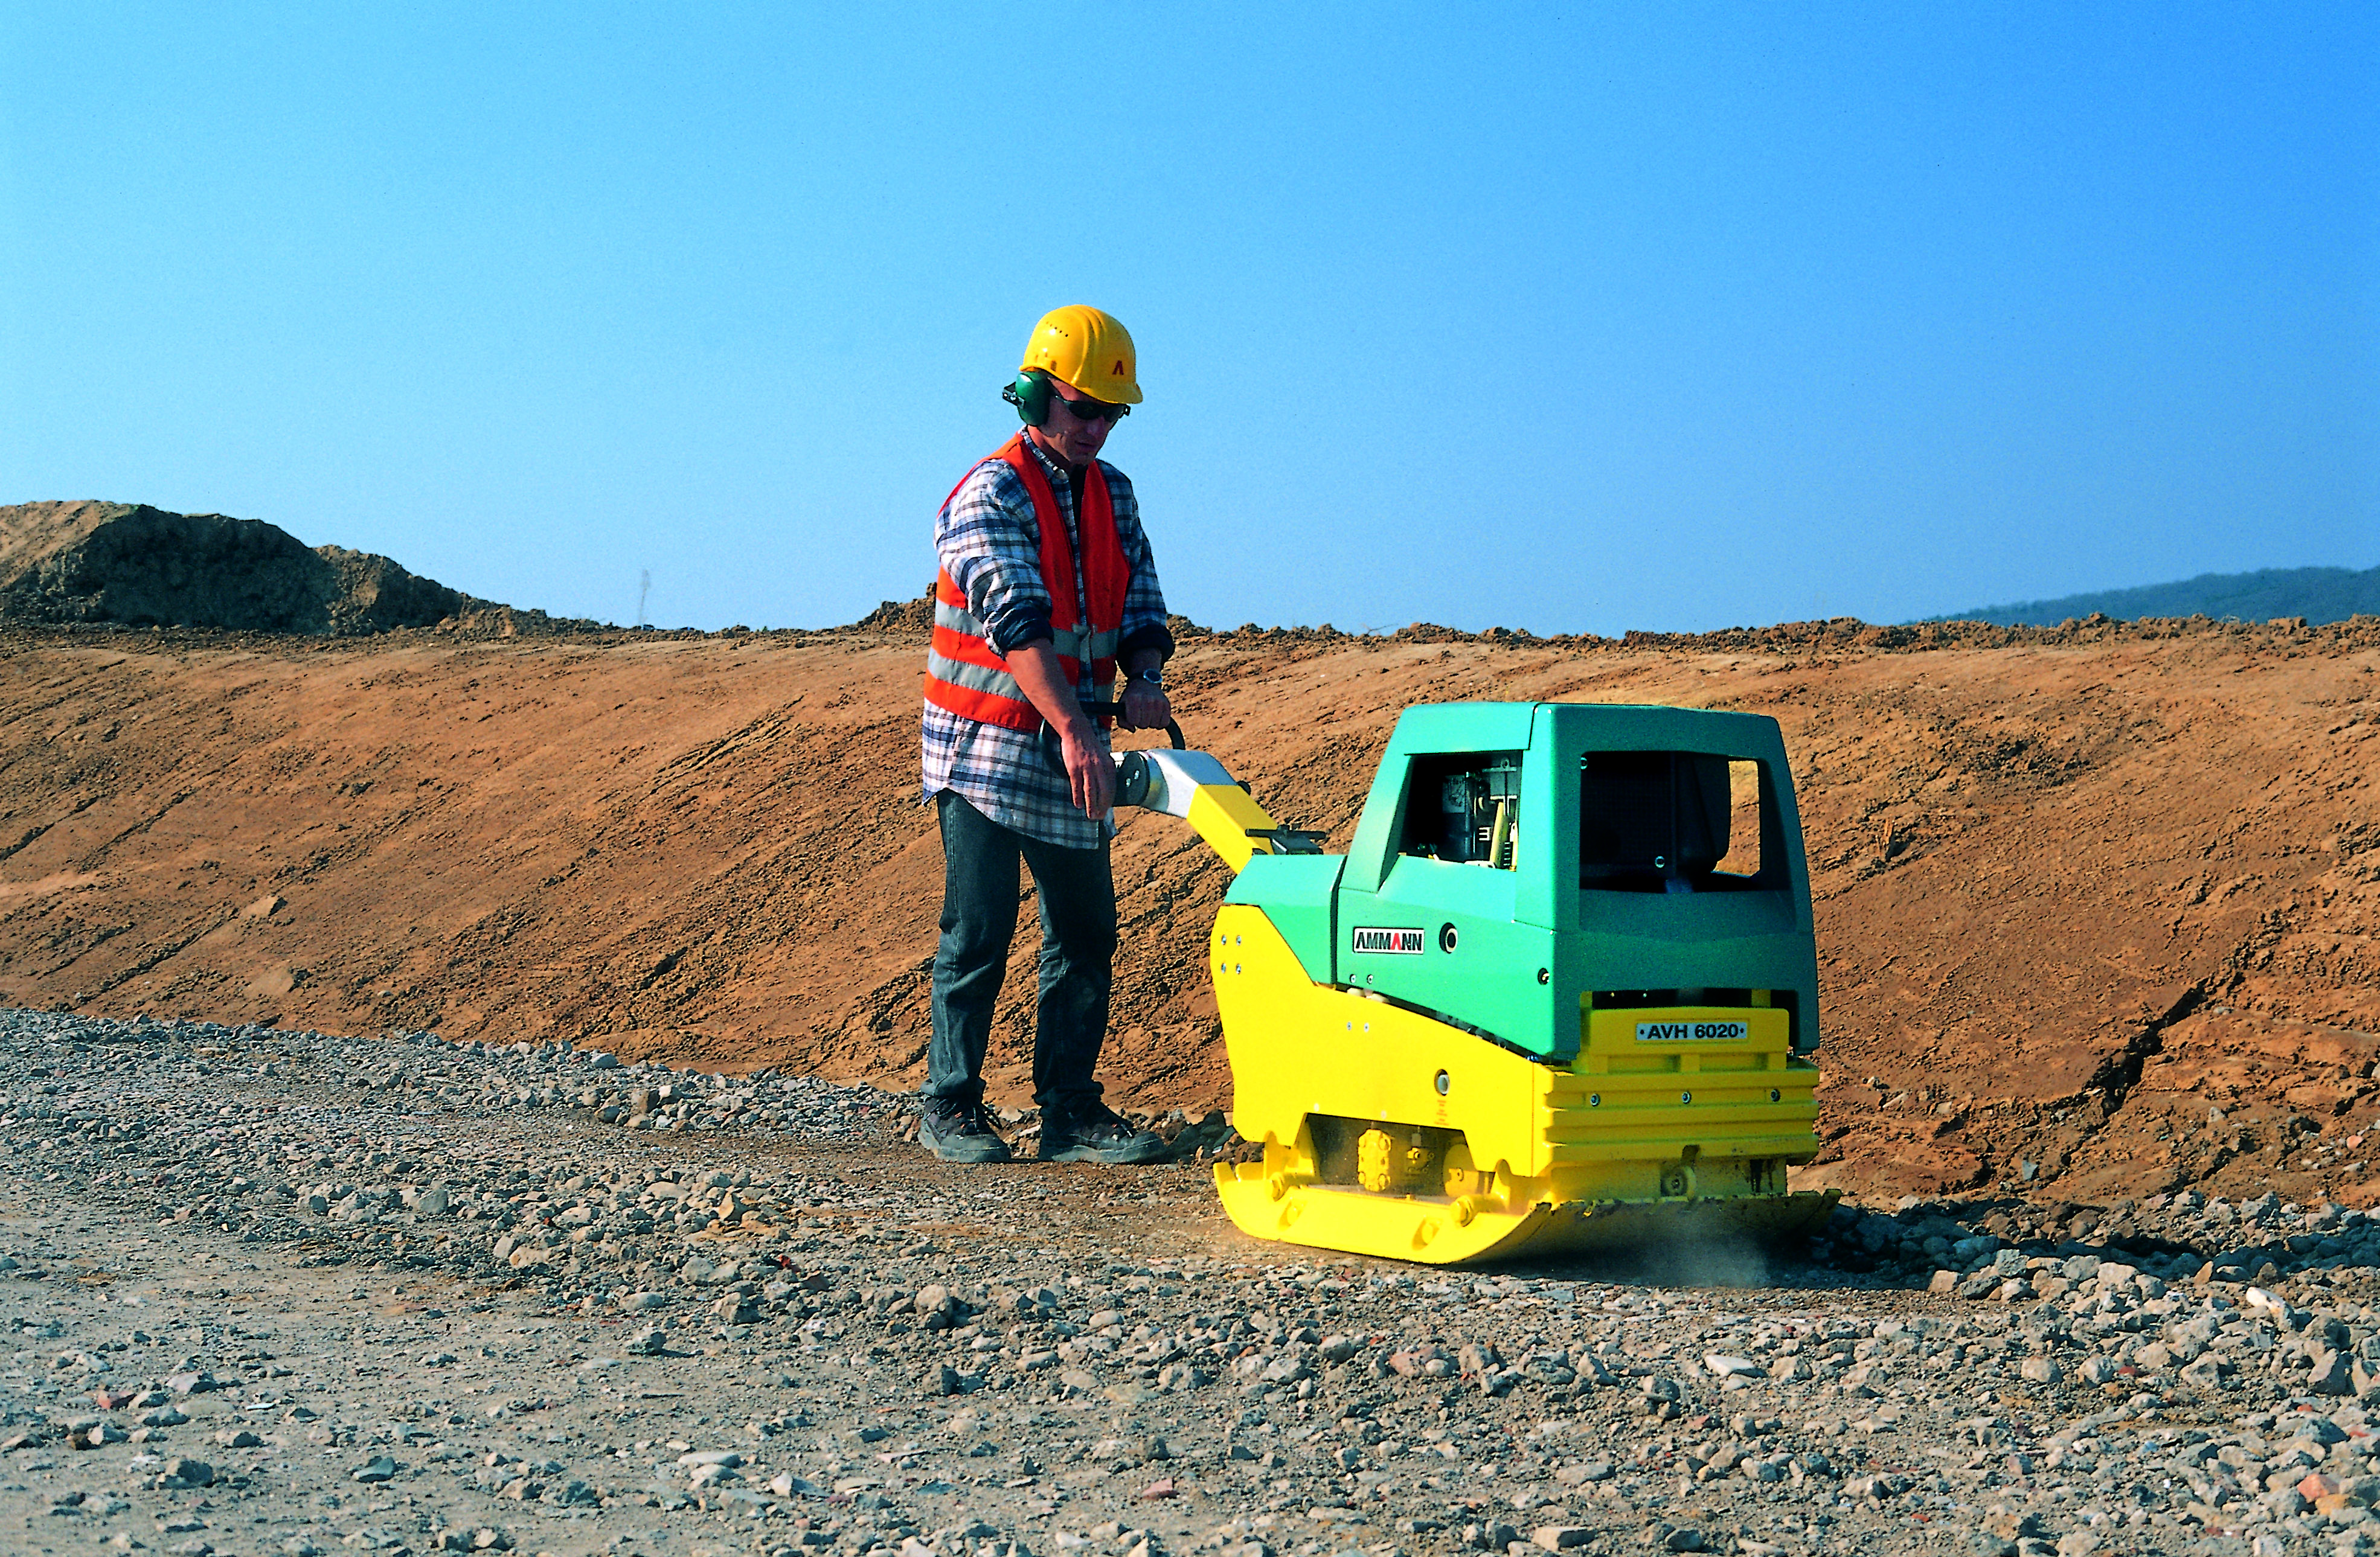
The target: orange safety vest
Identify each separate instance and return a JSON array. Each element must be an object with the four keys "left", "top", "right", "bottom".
[{"left": 924, "top": 433, "right": 1131, "bottom": 733}]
